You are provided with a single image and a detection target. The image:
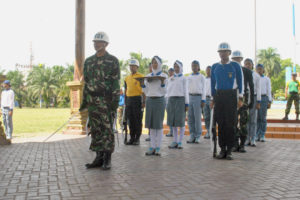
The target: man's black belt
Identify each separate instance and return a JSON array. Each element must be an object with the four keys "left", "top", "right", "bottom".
[
  {"left": 189, "top": 93, "right": 202, "bottom": 96},
  {"left": 261, "top": 94, "right": 267, "bottom": 97},
  {"left": 206, "top": 96, "right": 211, "bottom": 98},
  {"left": 289, "top": 92, "right": 298, "bottom": 94},
  {"left": 216, "top": 89, "right": 237, "bottom": 94}
]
